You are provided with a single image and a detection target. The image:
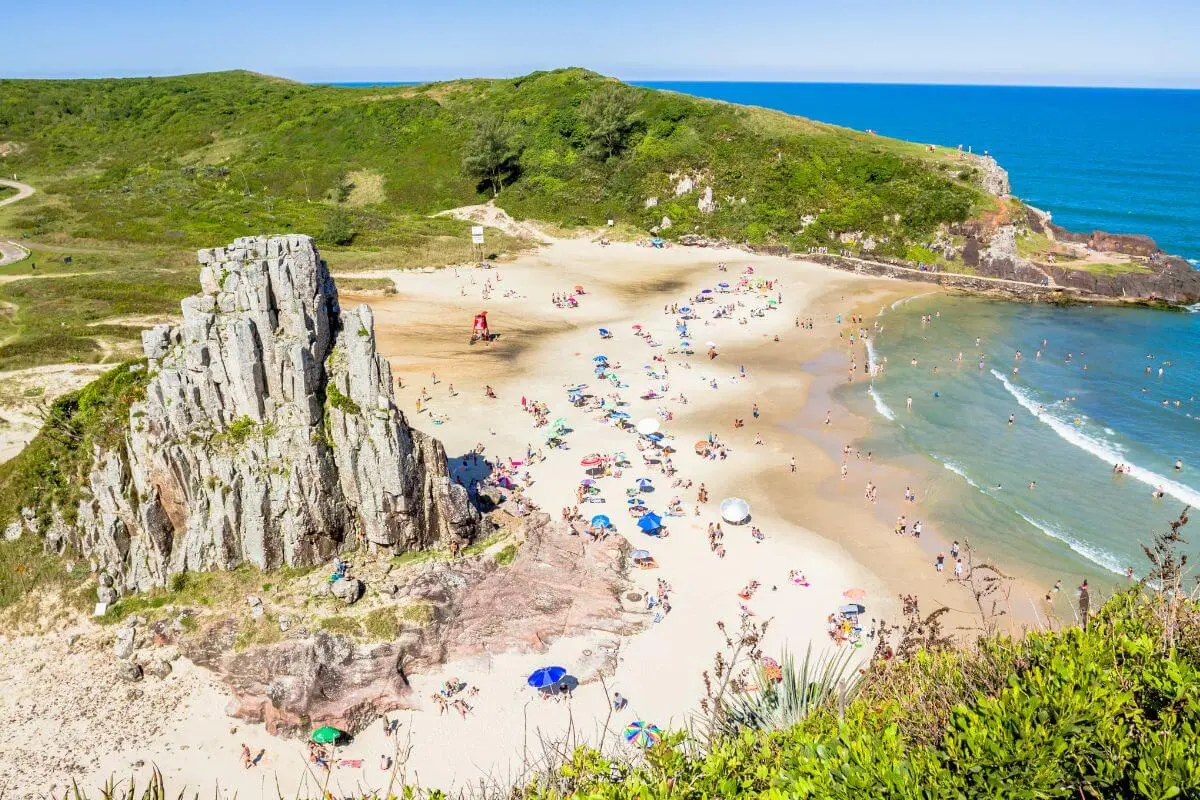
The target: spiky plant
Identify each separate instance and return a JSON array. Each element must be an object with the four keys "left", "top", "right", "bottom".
[{"left": 714, "top": 643, "right": 862, "bottom": 737}]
